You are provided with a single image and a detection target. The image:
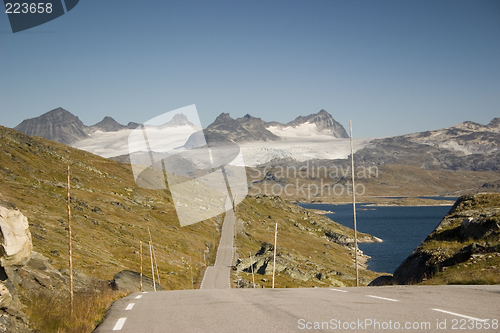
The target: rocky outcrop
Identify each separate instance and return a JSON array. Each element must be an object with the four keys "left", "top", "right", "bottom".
[
  {"left": 235, "top": 242, "right": 346, "bottom": 287},
  {"left": 0, "top": 200, "right": 35, "bottom": 332},
  {"left": 112, "top": 270, "right": 164, "bottom": 292},
  {"left": 0, "top": 203, "right": 32, "bottom": 268},
  {"left": 0, "top": 199, "right": 111, "bottom": 332},
  {"left": 389, "top": 193, "right": 500, "bottom": 285}
]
